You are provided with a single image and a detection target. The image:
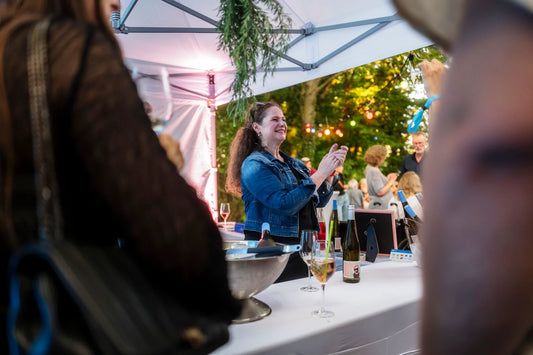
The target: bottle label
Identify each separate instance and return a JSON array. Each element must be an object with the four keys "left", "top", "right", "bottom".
[
  {"left": 343, "top": 260, "right": 360, "bottom": 279},
  {"left": 334, "top": 237, "right": 341, "bottom": 251}
]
